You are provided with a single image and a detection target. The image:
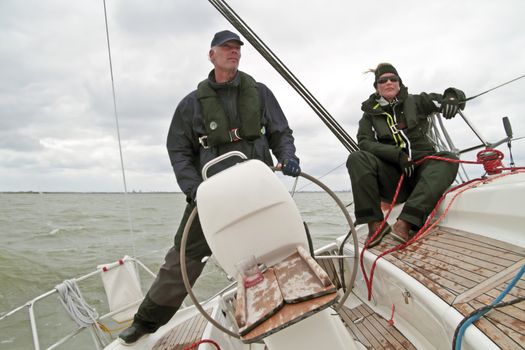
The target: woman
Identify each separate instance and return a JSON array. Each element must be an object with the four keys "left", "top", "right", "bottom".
[{"left": 346, "top": 63, "right": 465, "bottom": 246}]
